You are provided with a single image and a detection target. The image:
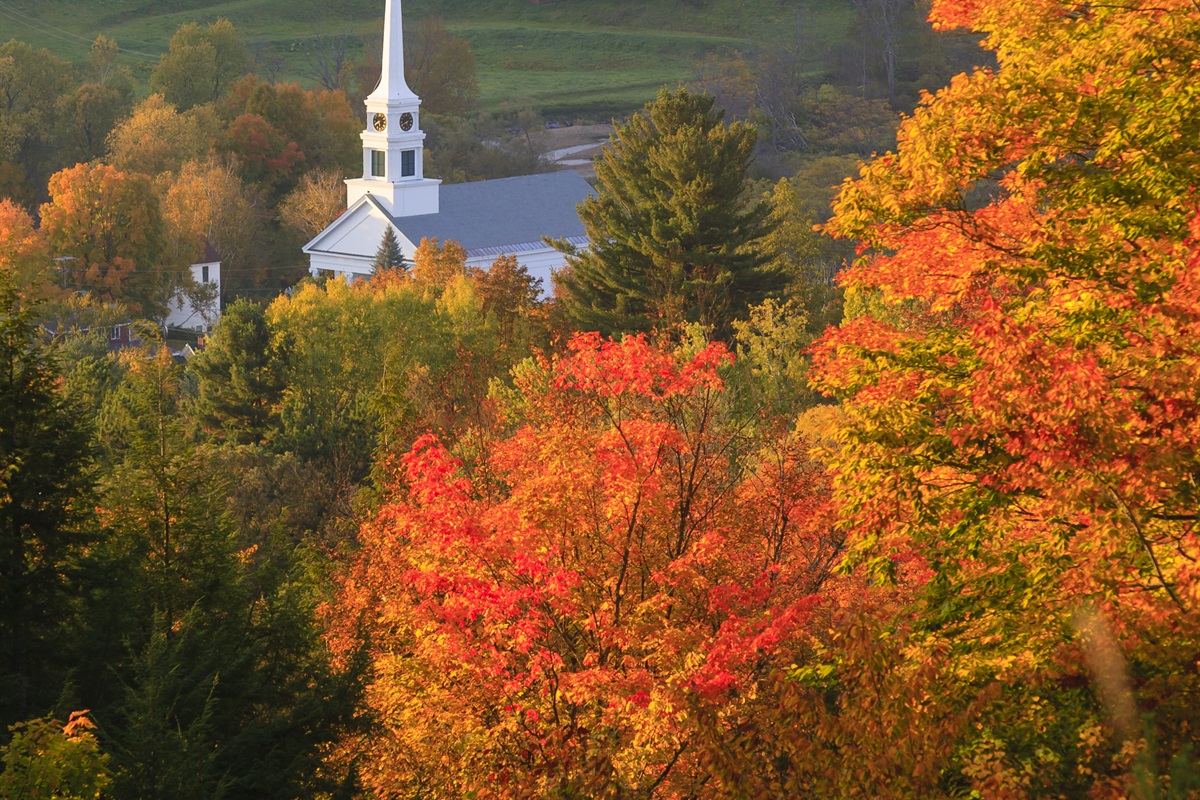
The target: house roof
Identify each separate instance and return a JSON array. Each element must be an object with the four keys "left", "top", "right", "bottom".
[
  {"left": 389, "top": 171, "right": 593, "bottom": 254},
  {"left": 201, "top": 240, "right": 221, "bottom": 264}
]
